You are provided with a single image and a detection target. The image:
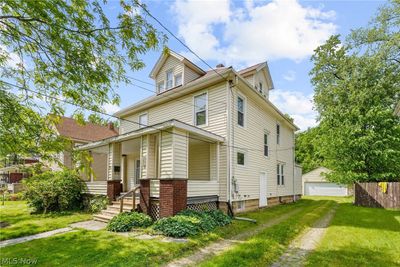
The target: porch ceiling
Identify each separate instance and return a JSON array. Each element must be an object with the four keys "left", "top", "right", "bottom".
[{"left": 76, "top": 119, "right": 225, "bottom": 150}]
